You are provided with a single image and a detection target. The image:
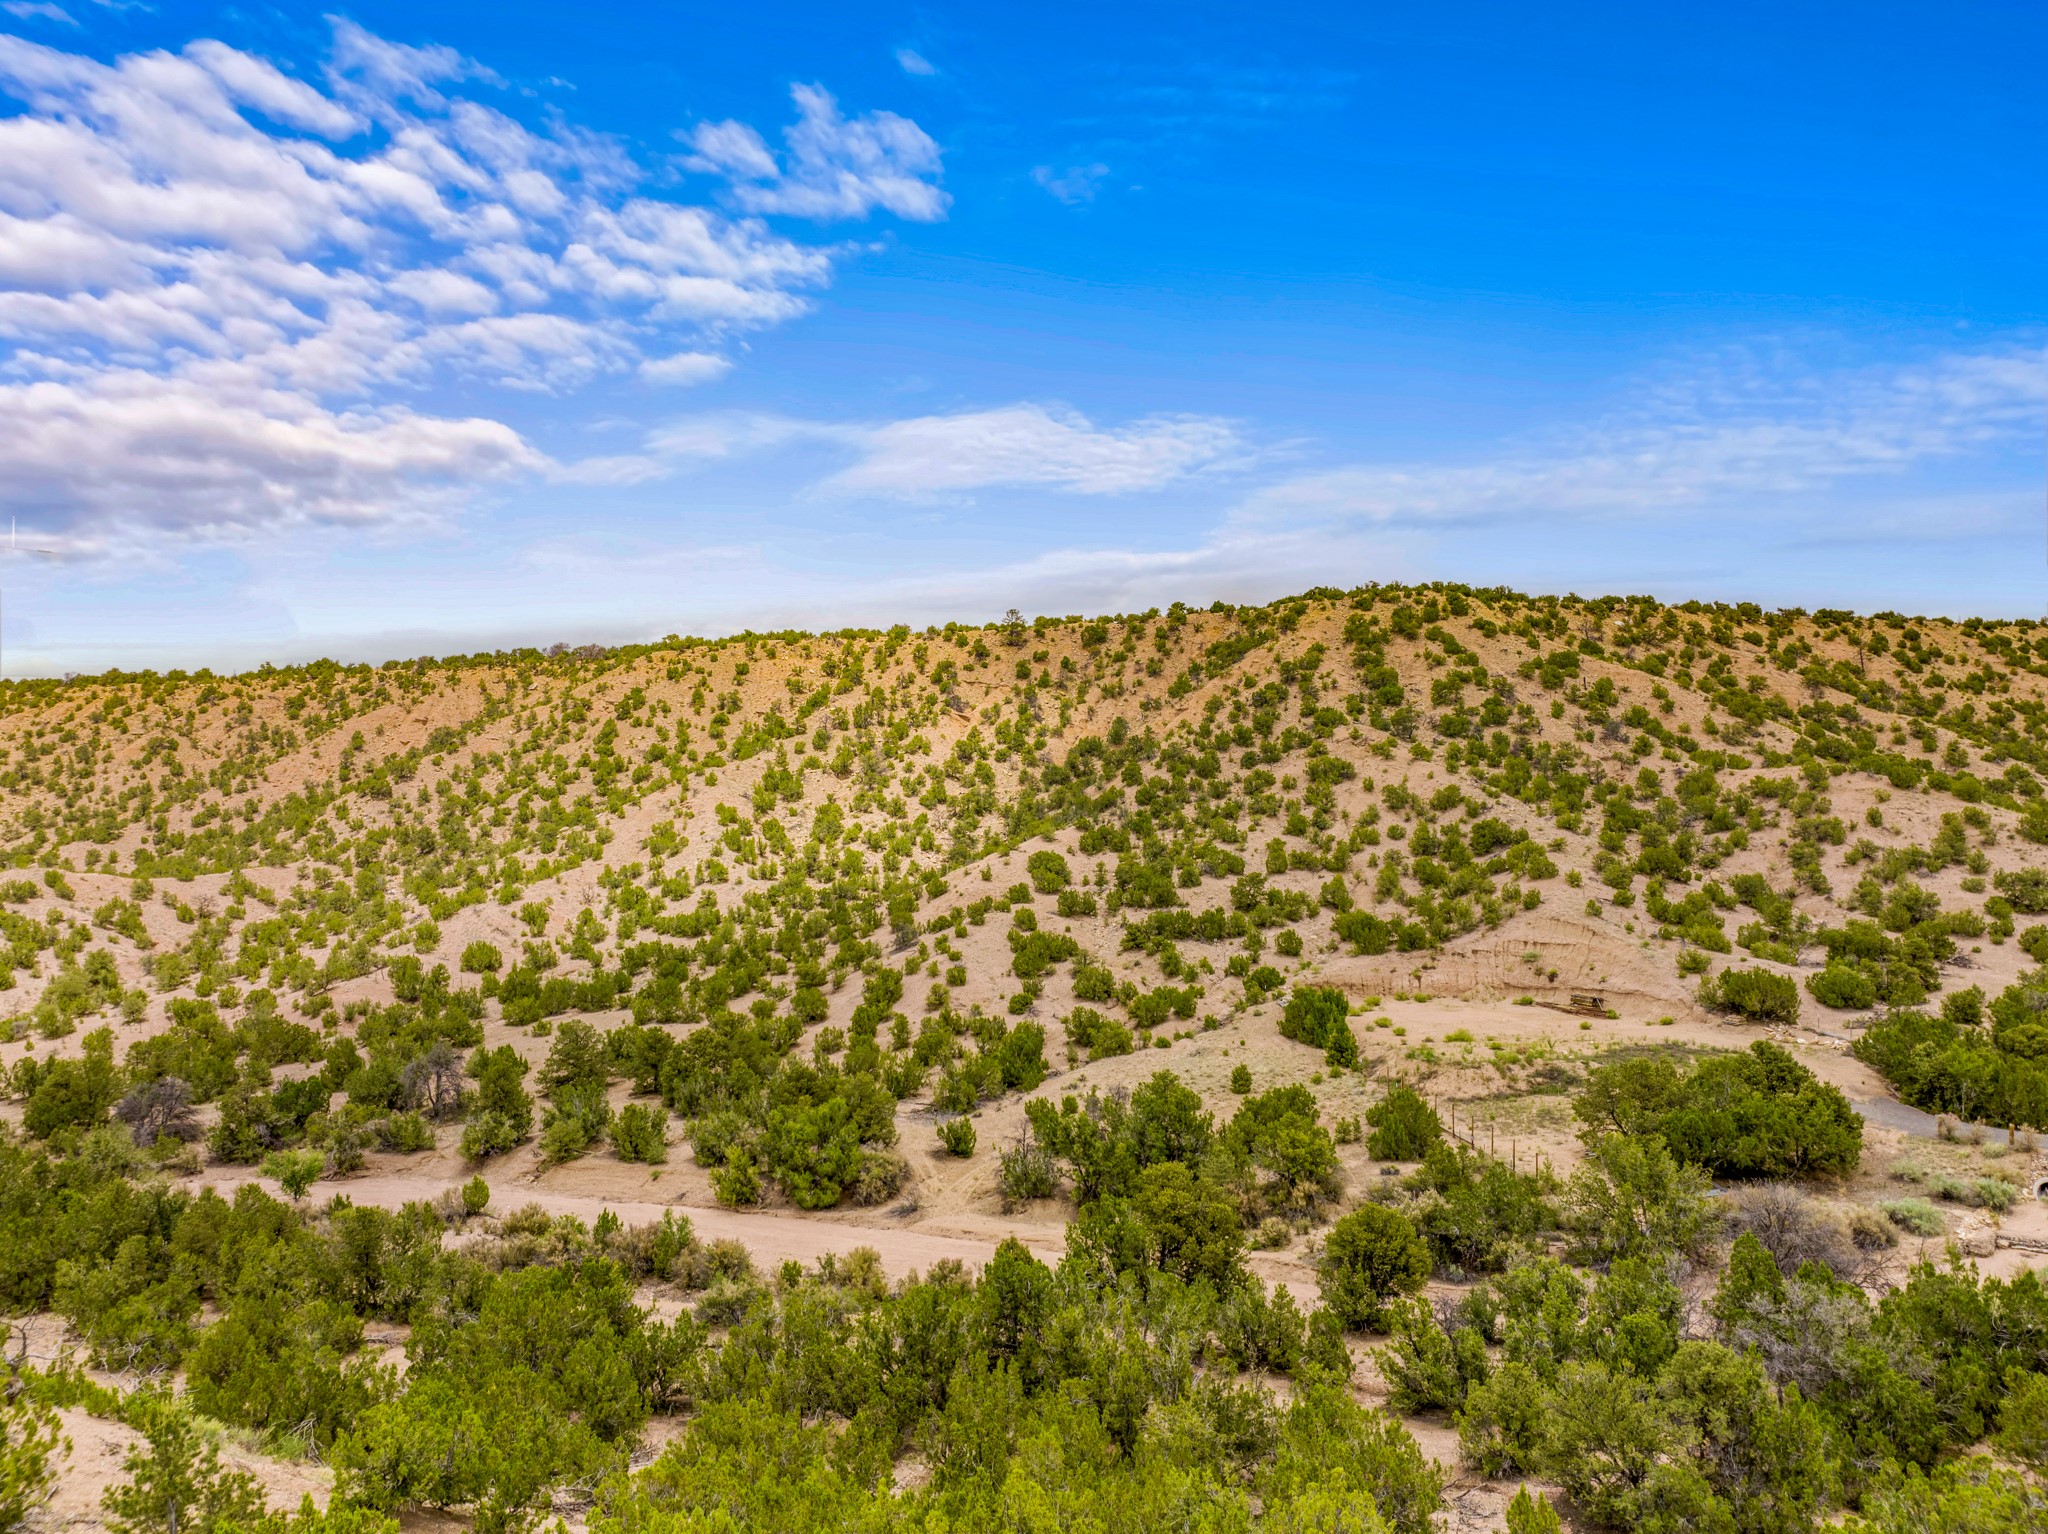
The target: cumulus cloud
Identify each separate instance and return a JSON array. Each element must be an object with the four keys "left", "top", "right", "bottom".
[
  {"left": 686, "top": 84, "right": 949, "bottom": 221},
  {"left": 0, "top": 24, "right": 945, "bottom": 545},
  {"left": 0, "top": 372, "right": 540, "bottom": 546}
]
